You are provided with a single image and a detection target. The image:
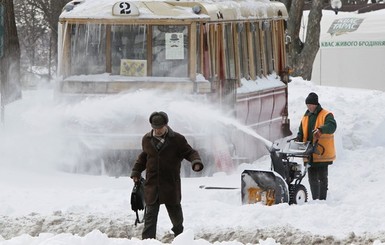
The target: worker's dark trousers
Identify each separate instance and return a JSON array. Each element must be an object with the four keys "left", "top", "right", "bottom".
[
  {"left": 308, "top": 165, "right": 328, "bottom": 200},
  {"left": 142, "top": 201, "right": 184, "bottom": 239}
]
